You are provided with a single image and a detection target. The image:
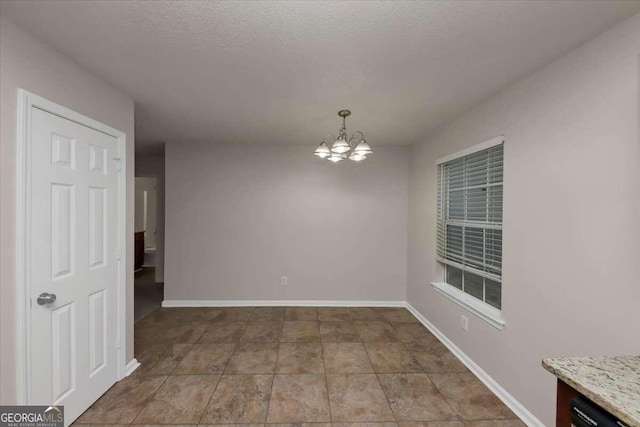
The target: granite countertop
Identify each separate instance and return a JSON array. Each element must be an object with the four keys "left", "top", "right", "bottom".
[{"left": 542, "top": 355, "right": 640, "bottom": 426}]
